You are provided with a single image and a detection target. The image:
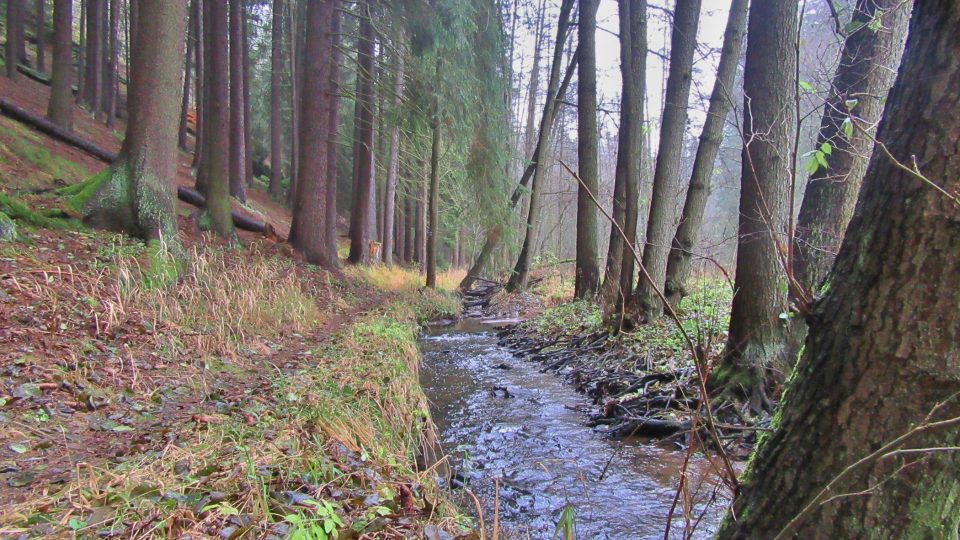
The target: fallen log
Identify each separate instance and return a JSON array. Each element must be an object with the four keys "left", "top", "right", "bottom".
[
  {"left": 0, "top": 99, "right": 118, "bottom": 163},
  {"left": 176, "top": 186, "right": 269, "bottom": 235}
]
